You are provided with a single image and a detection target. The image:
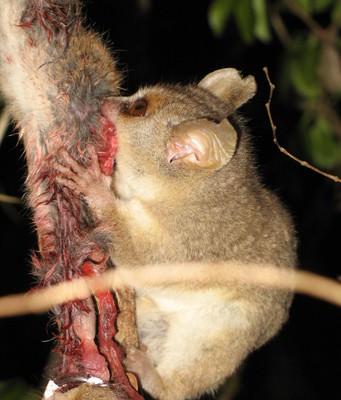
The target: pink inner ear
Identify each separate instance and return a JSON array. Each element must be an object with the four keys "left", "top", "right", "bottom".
[
  {"left": 167, "top": 138, "right": 202, "bottom": 164},
  {"left": 167, "top": 119, "right": 237, "bottom": 170},
  {"left": 167, "top": 141, "right": 191, "bottom": 163}
]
